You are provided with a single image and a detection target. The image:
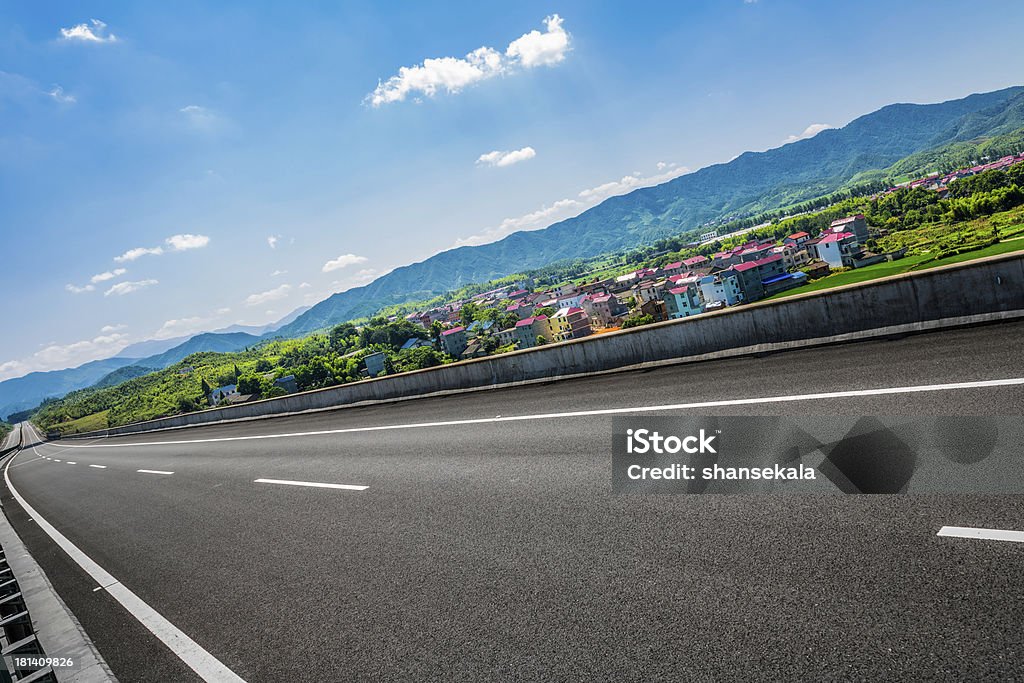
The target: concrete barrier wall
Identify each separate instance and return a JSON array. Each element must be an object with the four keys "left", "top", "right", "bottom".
[{"left": 74, "top": 251, "right": 1024, "bottom": 437}]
